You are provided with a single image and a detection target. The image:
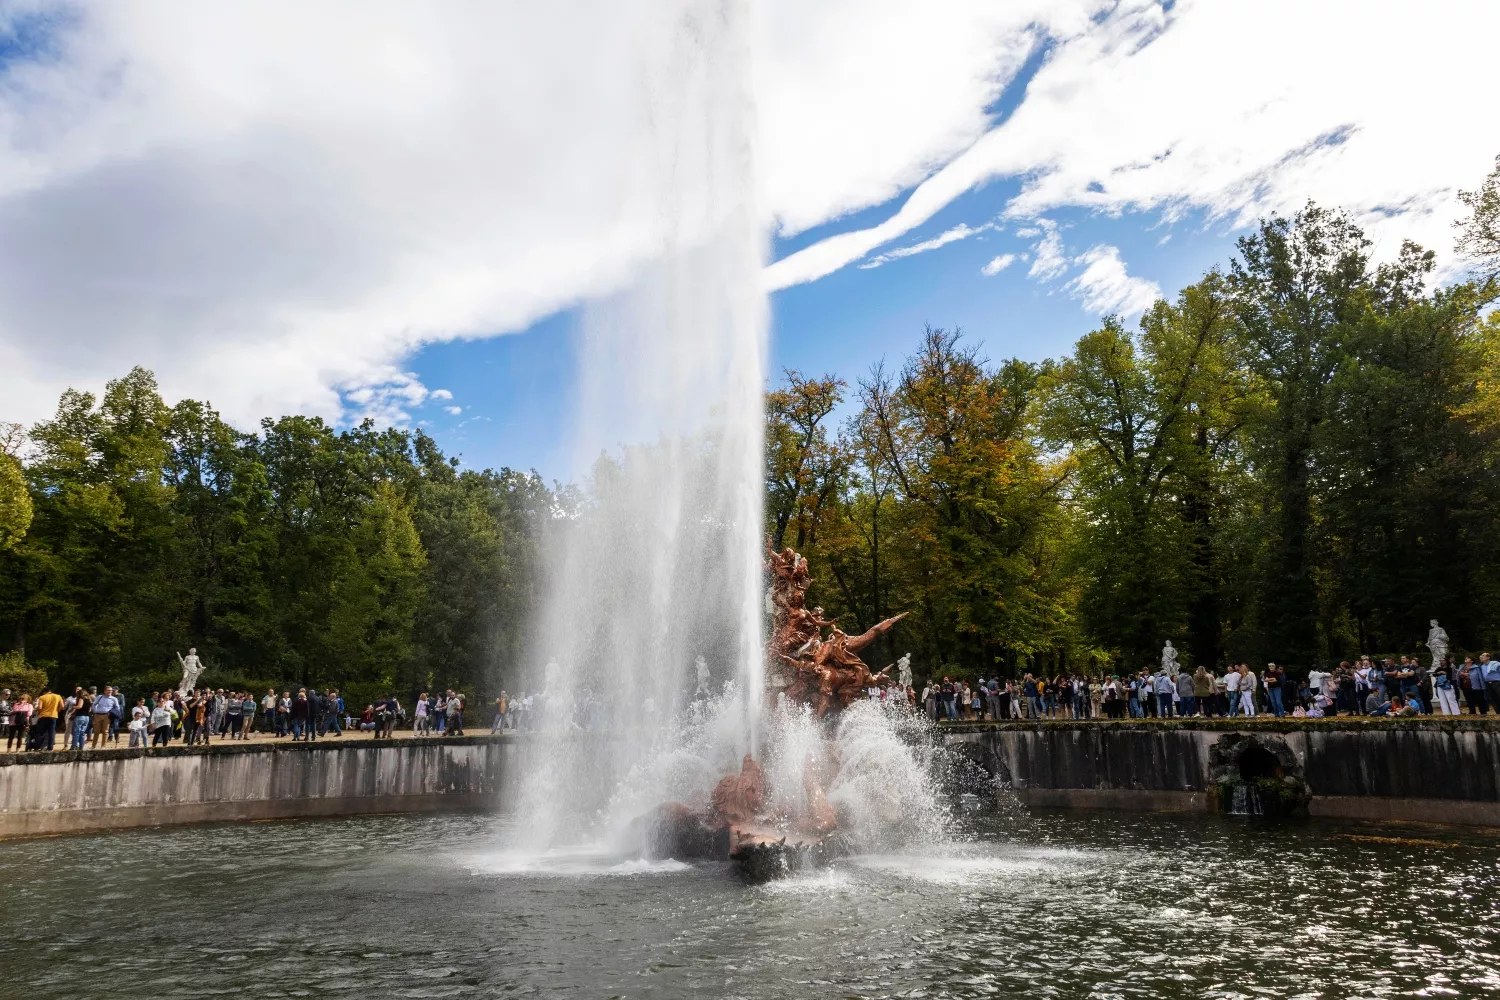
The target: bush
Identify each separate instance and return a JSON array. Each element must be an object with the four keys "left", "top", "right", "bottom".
[{"left": 0, "top": 650, "right": 48, "bottom": 697}]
